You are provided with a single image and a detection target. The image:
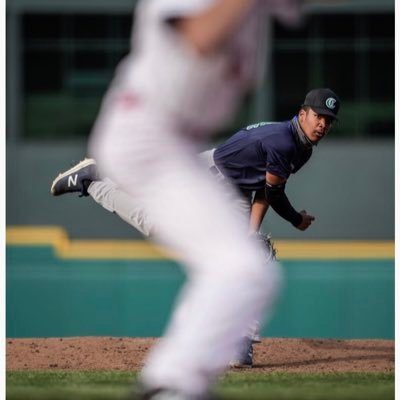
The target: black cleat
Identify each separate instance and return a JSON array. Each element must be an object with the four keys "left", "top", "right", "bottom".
[{"left": 50, "top": 158, "right": 99, "bottom": 197}]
